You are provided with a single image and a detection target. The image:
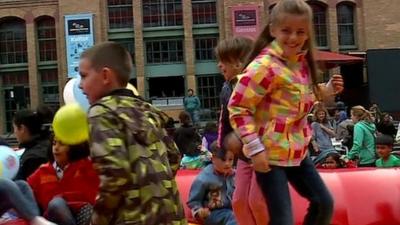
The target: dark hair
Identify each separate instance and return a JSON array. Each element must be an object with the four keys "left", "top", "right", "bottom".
[
  {"left": 187, "top": 89, "right": 194, "bottom": 93},
  {"left": 179, "top": 111, "right": 191, "bottom": 125},
  {"left": 244, "top": 0, "right": 321, "bottom": 100},
  {"left": 215, "top": 36, "right": 253, "bottom": 64},
  {"left": 81, "top": 41, "right": 133, "bottom": 86},
  {"left": 48, "top": 137, "right": 90, "bottom": 163},
  {"left": 13, "top": 109, "right": 45, "bottom": 136},
  {"left": 314, "top": 106, "right": 329, "bottom": 124},
  {"left": 36, "top": 105, "right": 54, "bottom": 138},
  {"left": 323, "top": 152, "right": 344, "bottom": 168},
  {"left": 376, "top": 134, "right": 394, "bottom": 146},
  {"left": 210, "top": 141, "right": 230, "bottom": 160}
]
